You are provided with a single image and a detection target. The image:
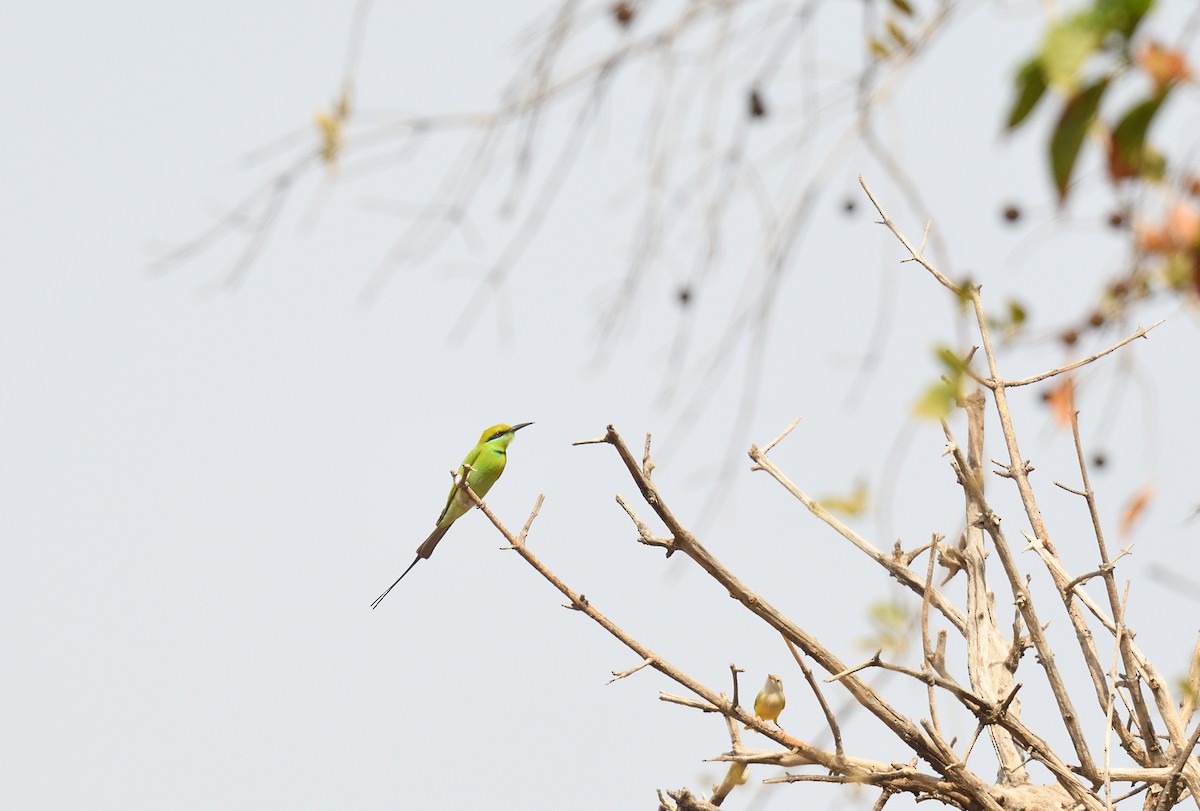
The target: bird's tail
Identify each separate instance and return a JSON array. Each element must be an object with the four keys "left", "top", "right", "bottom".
[
  {"left": 370, "top": 555, "right": 421, "bottom": 609},
  {"left": 369, "top": 525, "right": 453, "bottom": 609},
  {"left": 415, "top": 522, "right": 451, "bottom": 560}
]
